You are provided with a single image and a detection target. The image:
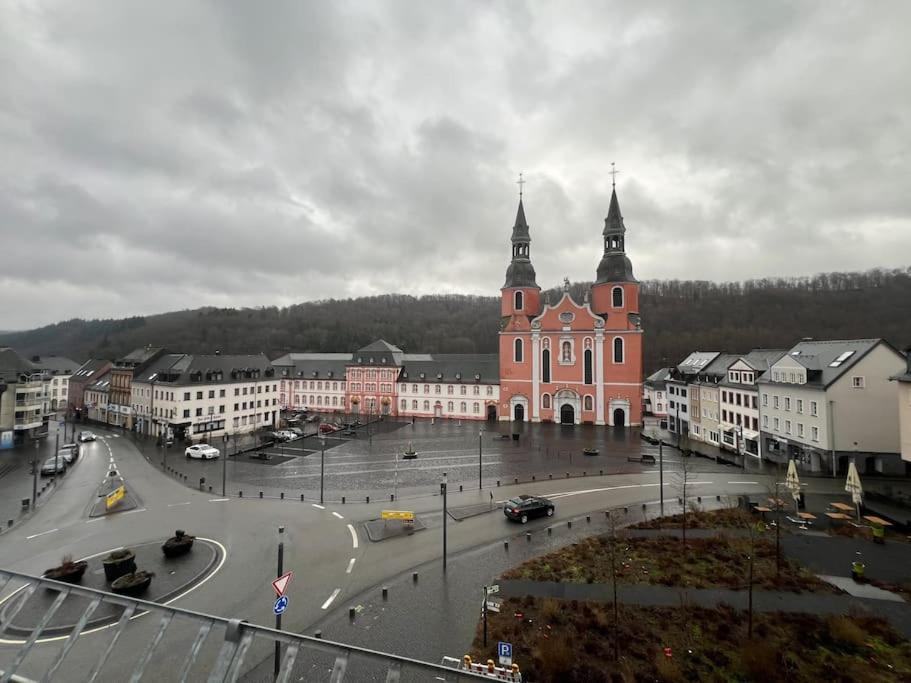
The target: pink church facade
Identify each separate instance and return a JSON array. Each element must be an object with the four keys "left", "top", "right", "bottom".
[{"left": 498, "top": 186, "right": 644, "bottom": 426}]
